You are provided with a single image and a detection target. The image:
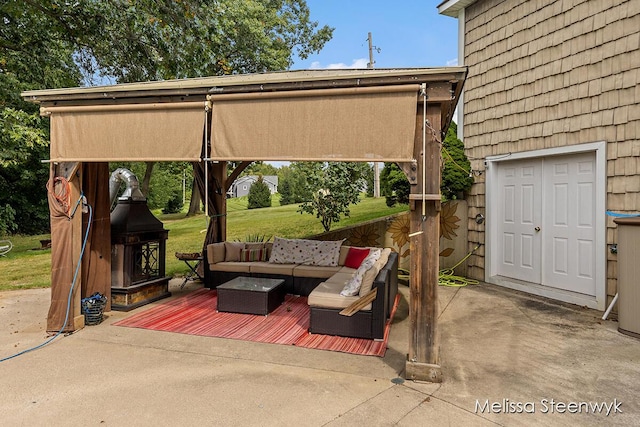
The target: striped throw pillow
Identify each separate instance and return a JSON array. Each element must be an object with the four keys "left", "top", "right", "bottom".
[{"left": 240, "top": 248, "right": 268, "bottom": 262}]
